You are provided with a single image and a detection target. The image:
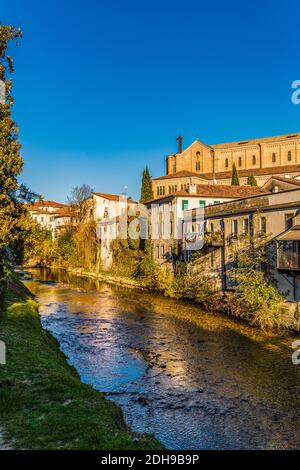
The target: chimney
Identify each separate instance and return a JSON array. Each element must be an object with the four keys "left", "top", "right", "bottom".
[
  {"left": 176, "top": 136, "right": 183, "bottom": 154},
  {"left": 189, "top": 183, "right": 197, "bottom": 195}
]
